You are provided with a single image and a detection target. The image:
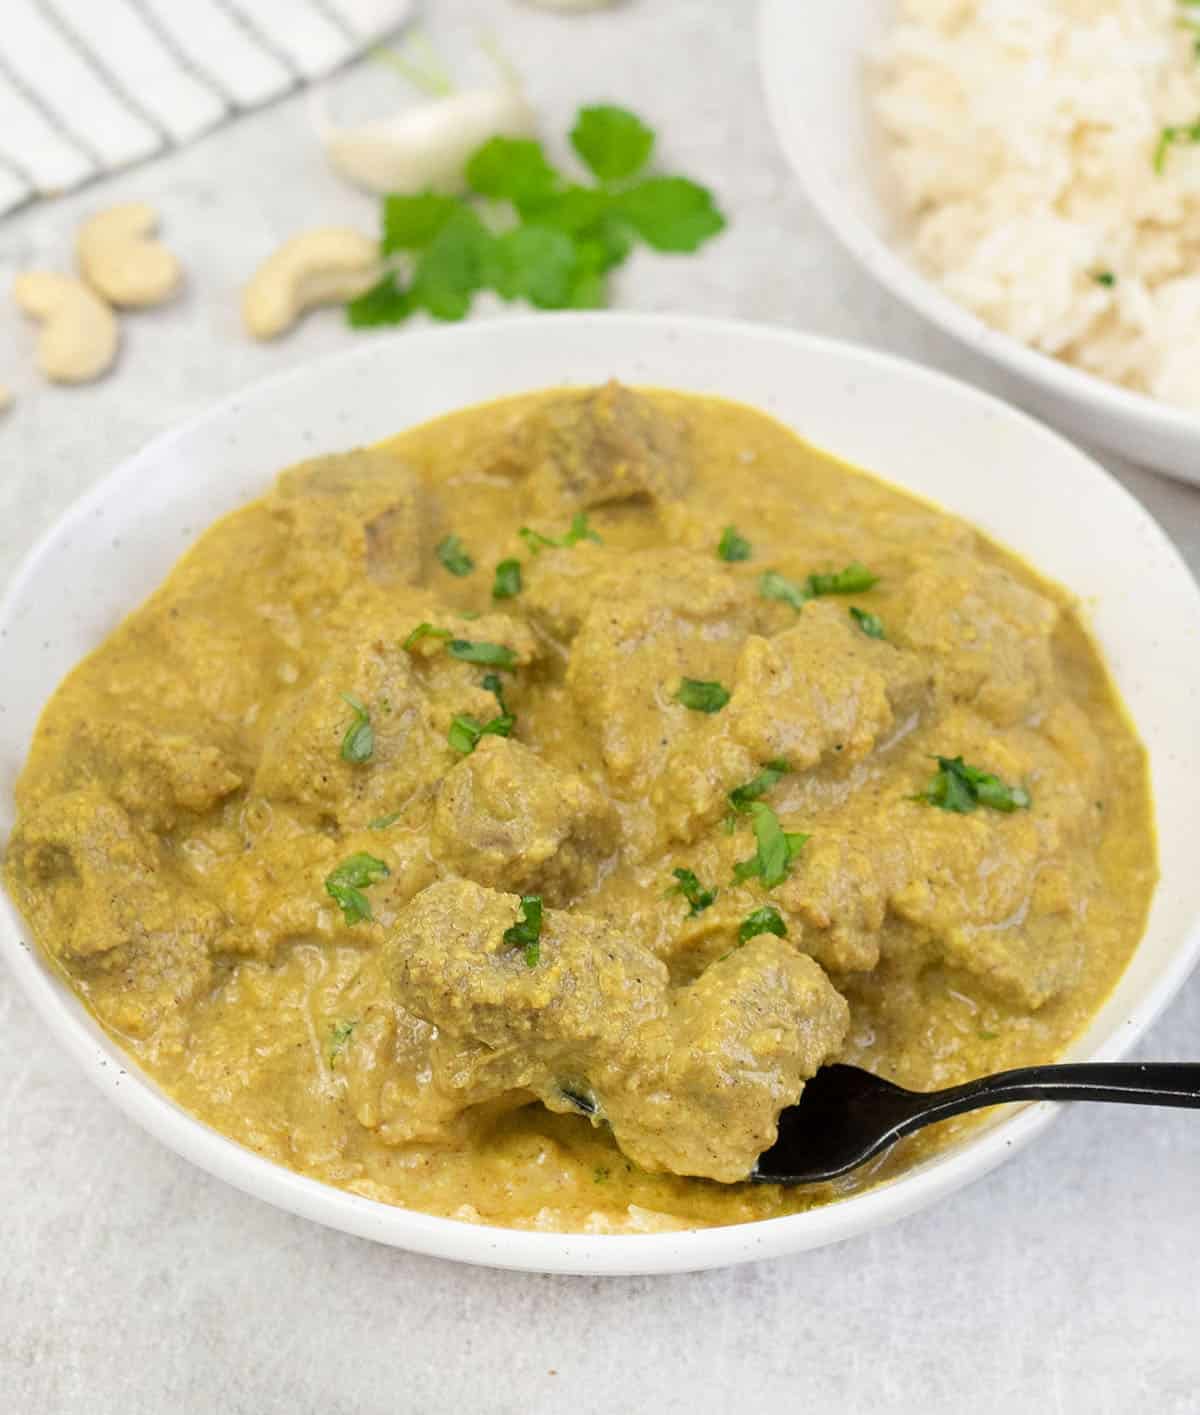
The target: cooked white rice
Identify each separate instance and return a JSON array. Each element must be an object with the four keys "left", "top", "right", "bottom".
[{"left": 874, "top": 0, "right": 1200, "bottom": 410}]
